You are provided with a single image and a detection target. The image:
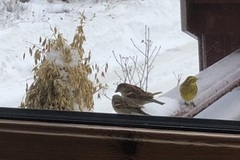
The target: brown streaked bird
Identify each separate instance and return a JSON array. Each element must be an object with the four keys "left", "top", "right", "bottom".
[
  {"left": 111, "top": 95, "right": 149, "bottom": 115},
  {"left": 115, "top": 83, "right": 165, "bottom": 105}
]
